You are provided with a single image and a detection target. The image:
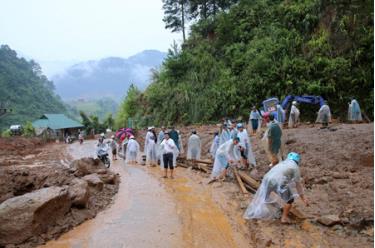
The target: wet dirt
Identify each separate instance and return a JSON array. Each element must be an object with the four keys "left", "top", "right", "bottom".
[
  {"left": 42, "top": 140, "right": 252, "bottom": 248},
  {"left": 0, "top": 138, "right": 119, "bottom": 248},
  {"left": 146, "top": 167, "right": 250, "bottom": 248},
  {"left": 41, "top": 141, "right": 183, "bottom": 248},
  {"left": 168, "top": 123, "right": 374, "bottom": 248}
]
